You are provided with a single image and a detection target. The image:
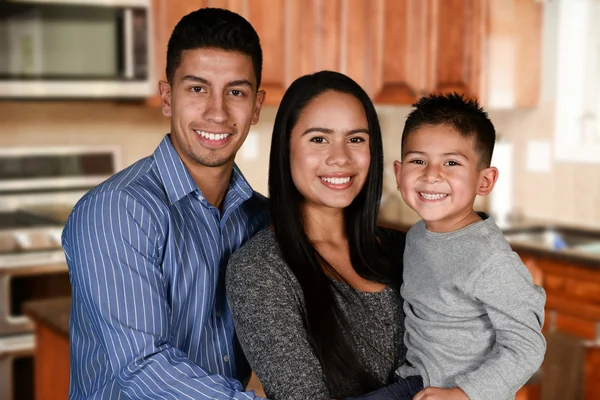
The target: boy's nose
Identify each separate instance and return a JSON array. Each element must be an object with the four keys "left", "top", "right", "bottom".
[{"left": 423, "top": 164, "right": 441, "bottom": 183}]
